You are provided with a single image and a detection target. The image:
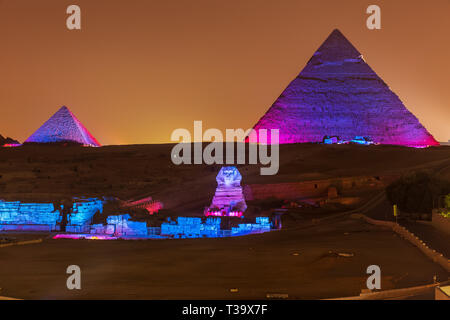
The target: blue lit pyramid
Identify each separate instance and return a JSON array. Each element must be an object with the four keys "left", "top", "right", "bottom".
[
  {"left": 249, "top": 29, "right": 439, "bottom": 147},
  {"left": 25, "top": 106, "right": 101, "bottom": 147}
]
